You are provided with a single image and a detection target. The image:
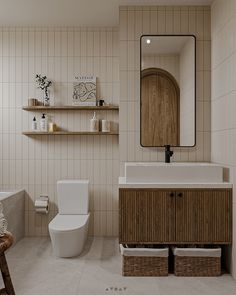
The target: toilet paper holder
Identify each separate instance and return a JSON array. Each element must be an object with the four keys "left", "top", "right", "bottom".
[{"left": 35, "top": 195, "right": 49, "bottom": 214}]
